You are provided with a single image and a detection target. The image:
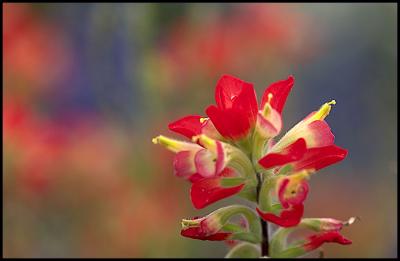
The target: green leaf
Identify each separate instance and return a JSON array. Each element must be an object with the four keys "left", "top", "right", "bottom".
[{"left": 220, "top": 177, "right": 246, "bottom": 187}]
